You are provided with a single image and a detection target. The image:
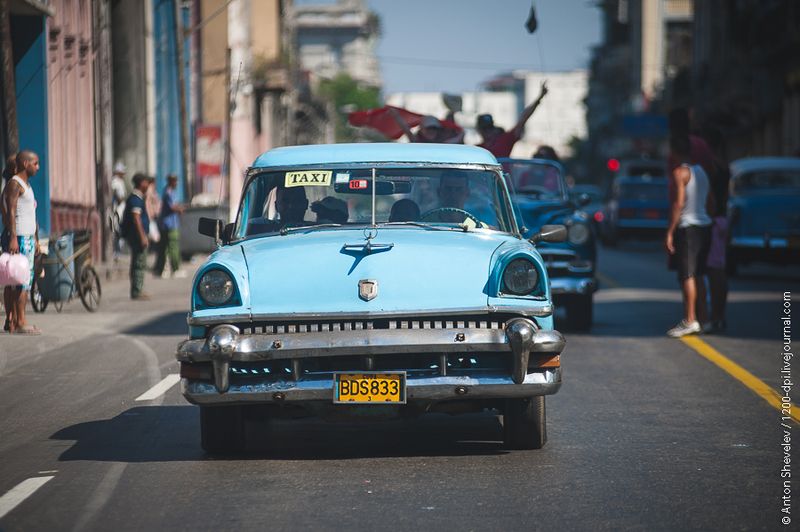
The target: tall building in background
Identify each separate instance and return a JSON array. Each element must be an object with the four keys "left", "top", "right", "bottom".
[{"left": 292, "top": 0, "right": 381, "bottom": 89}]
